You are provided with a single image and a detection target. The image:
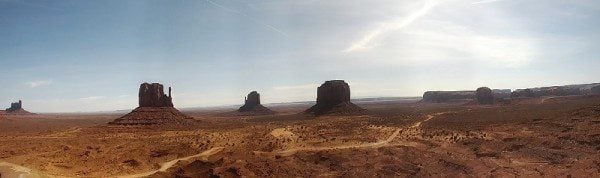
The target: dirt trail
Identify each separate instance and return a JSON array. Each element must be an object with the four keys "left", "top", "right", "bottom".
[
  {"left": 540, "top": 96, "right": 575, "bottom": 104},
  {"left": 255, "top": 112, "right": 449, "bottom": 156},
  {"left": 1, "top": 147, "right": 224, "bottom": 178},
  {"left": 410, "top": 114, "right": 434, "bottom": 128},
  {"left": 118, "top": 147, "right": 224, "bottom": 178},
  {"left": 256, "top": 128, "right": 404, "bottom": 157},
  {"left": 540, "top": 96, "right": 556, "bottom": 104},
  {"left": 0, "top": 161, "right": 48, "bottom": 178}
]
